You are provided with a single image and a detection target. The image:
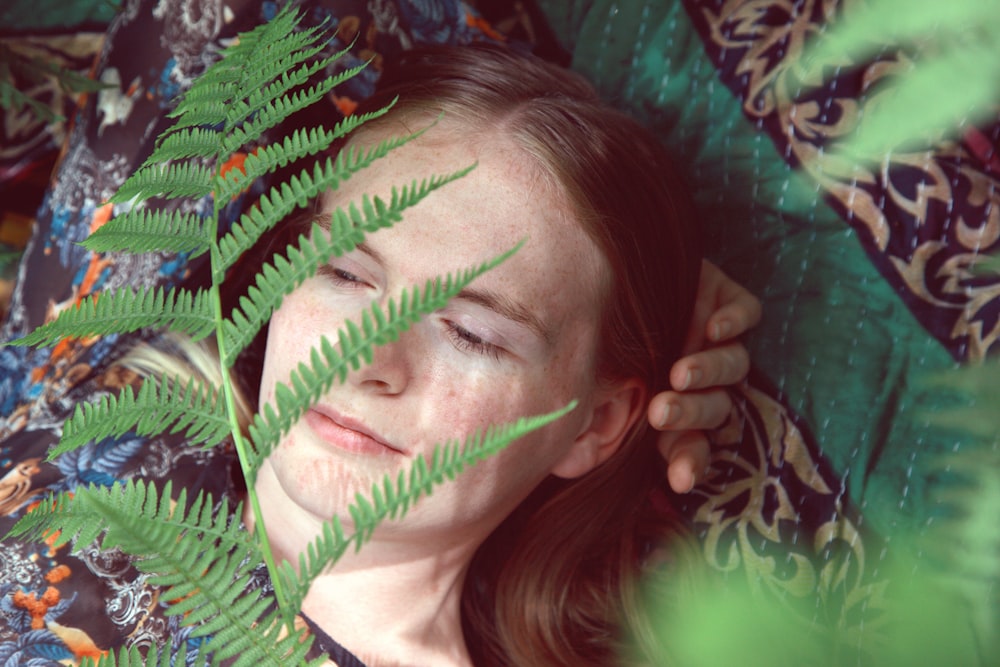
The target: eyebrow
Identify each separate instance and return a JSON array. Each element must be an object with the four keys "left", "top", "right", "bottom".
[
  {"left": 312, "top": 214, "right": 550, "bottom": 344},
  {"left": 310, "top": 213, "right": 385, "bottom": 261},
  {"left": 457, "top": 286, "right": 553, "bottom": 346}
]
